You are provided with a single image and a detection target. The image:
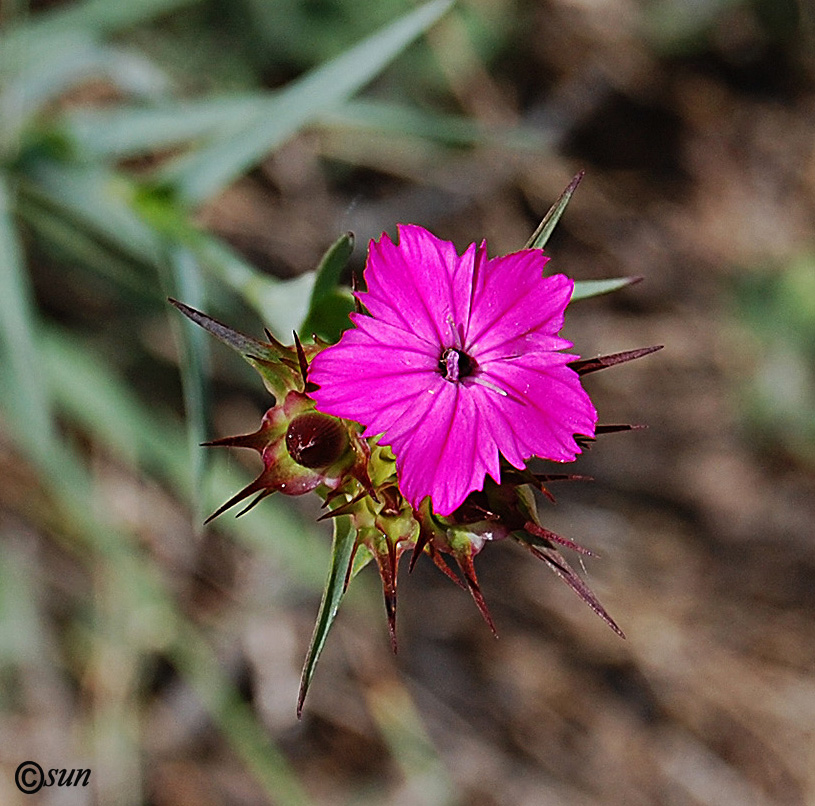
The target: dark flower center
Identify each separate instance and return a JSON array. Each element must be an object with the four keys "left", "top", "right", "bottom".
[{"left": 439, "top": 347, "right": 476, "bottom": 383}]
